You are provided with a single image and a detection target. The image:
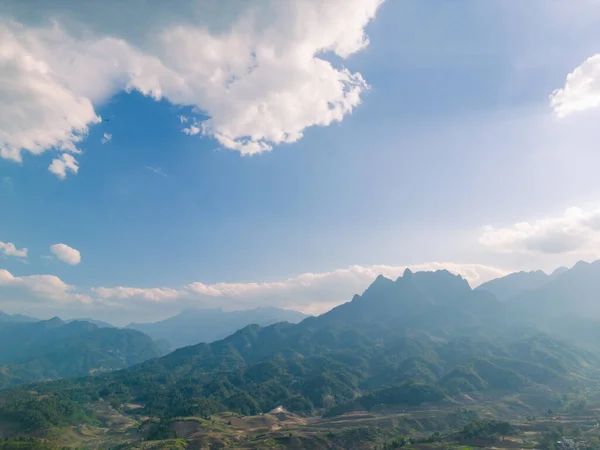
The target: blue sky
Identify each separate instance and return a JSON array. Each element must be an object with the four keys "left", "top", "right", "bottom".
[{"left": 2, "top": 0, "right": 600, "bottom": 324}]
